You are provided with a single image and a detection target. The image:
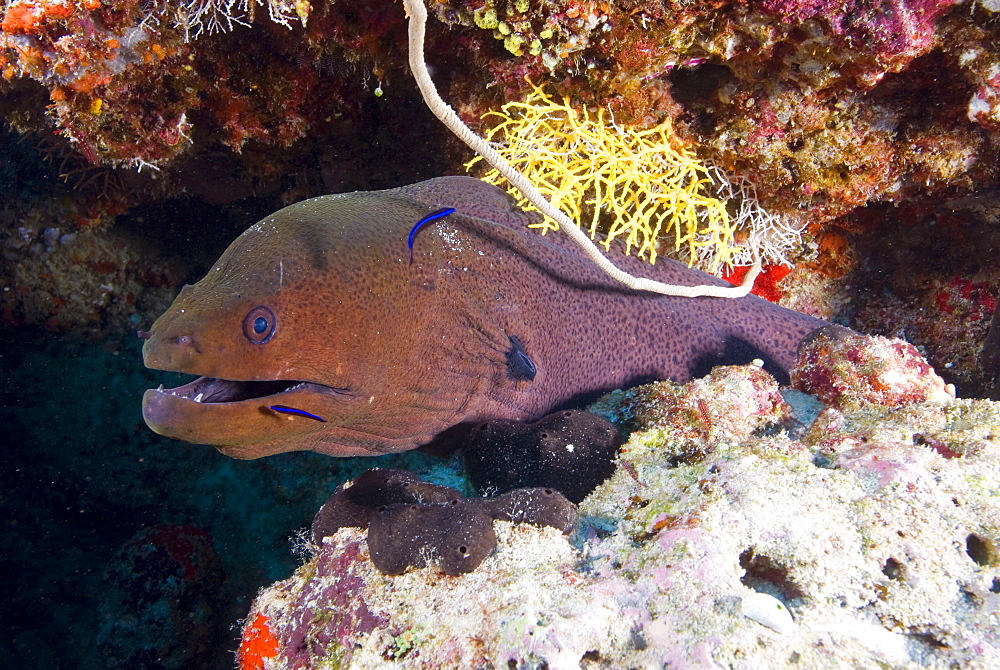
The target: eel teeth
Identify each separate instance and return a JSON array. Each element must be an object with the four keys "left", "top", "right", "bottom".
[
  {"left": 193, "top": 393, "right": 204, "bottom": 403},
  {"left": 157, "top": 384, "right": 164, "bottom": 392}
]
